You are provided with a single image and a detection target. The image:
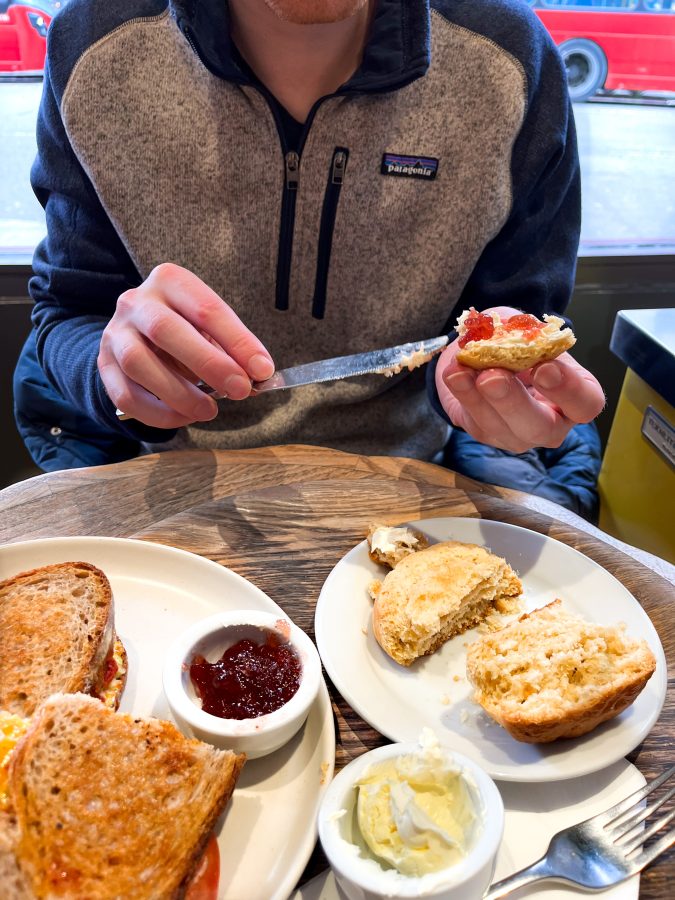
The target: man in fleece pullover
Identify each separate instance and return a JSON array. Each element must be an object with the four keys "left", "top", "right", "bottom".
[{"left": 14, "top": 0, "right": 604, "bottom": 471}]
